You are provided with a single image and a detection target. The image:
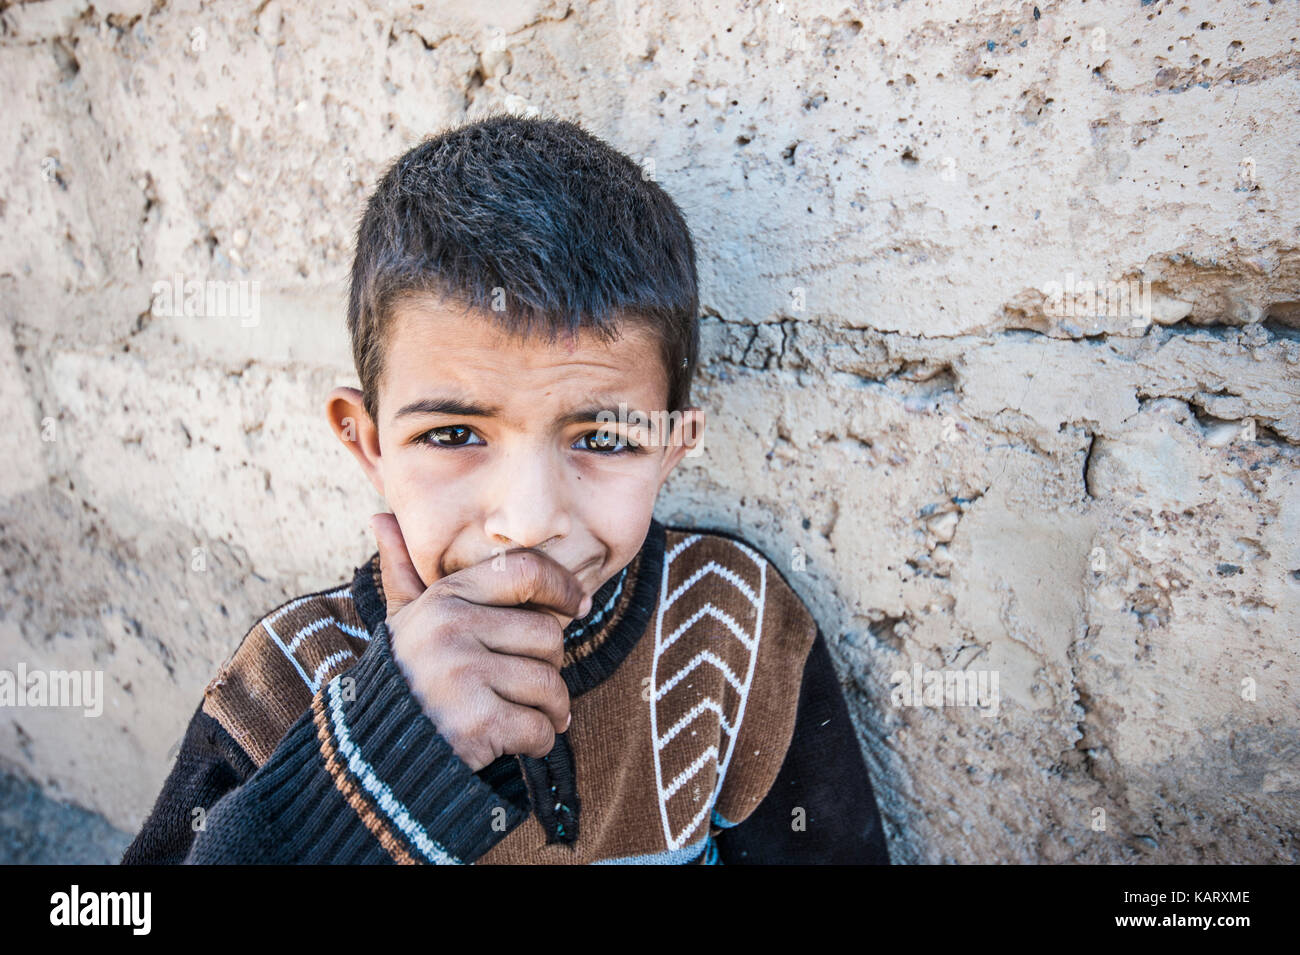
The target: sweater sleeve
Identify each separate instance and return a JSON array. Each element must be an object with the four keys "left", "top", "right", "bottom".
[
  {"left": 713, "top": 628, "right": 891, "bottom": 864},
  {"left": 121, "top": 619, "right": 532, "bottom": 864},
  {"left": 118, "top": 700, "right": 256, "bottom": 865}
]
